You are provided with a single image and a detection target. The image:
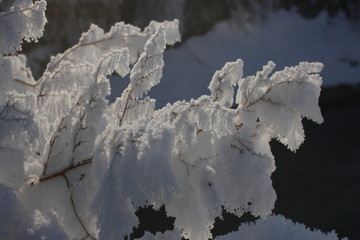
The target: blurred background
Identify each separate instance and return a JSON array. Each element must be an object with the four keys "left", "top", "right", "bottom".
[{"left": 18, "top": 0, "right": 360, "bottom": 239}]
